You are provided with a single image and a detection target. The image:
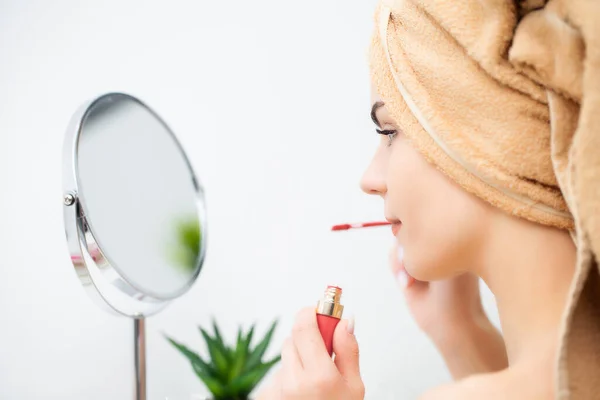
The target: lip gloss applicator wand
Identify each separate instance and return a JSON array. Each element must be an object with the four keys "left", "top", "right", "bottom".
[
  {"left": 331, "top": 221, "right": 391, "bottom": 231},
  {"left": 316, "top": 285, "right": 344, "bottom": 356}
]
